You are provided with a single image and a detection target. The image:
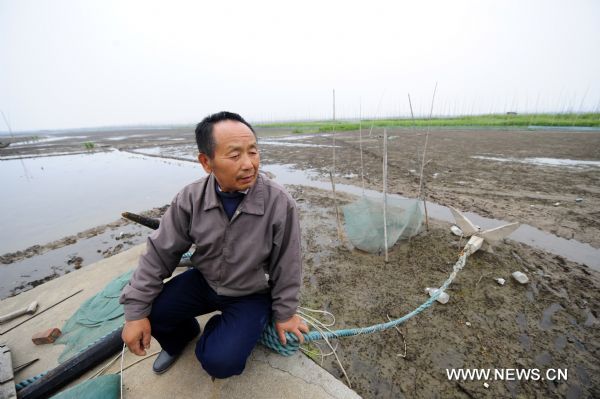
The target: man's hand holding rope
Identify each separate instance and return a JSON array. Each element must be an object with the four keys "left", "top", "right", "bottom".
[{"left": 275, "top": 314, "right": 309, "bottom": 346}]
